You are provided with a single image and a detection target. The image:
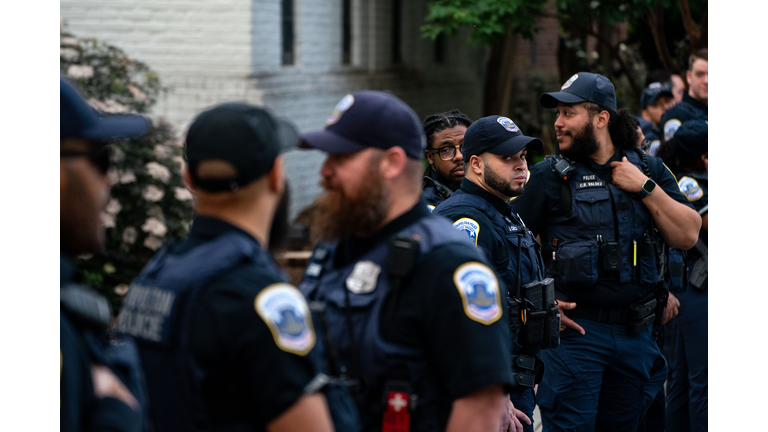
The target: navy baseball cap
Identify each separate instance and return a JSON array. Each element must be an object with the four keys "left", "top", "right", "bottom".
[
  {"left": 185, "top": 102, "right": 300, "bottom": 192},
  {"left": 673, "top": 120, "right": 707, "bottom": 156},
  {"left": 61, "top": 76, "right": 150, "bottom": 141},
  {"left": 300, "top": 91, "right": 426, "bottom": 160},
  {"left": 641, "top": 82, "right": 674, "bottom": 109},
  {"left": 540, "top": 72, "right": 617, "bottom": 114},
  {"left": 462, "top": 116, "right": 543, "bottom": 160}
]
